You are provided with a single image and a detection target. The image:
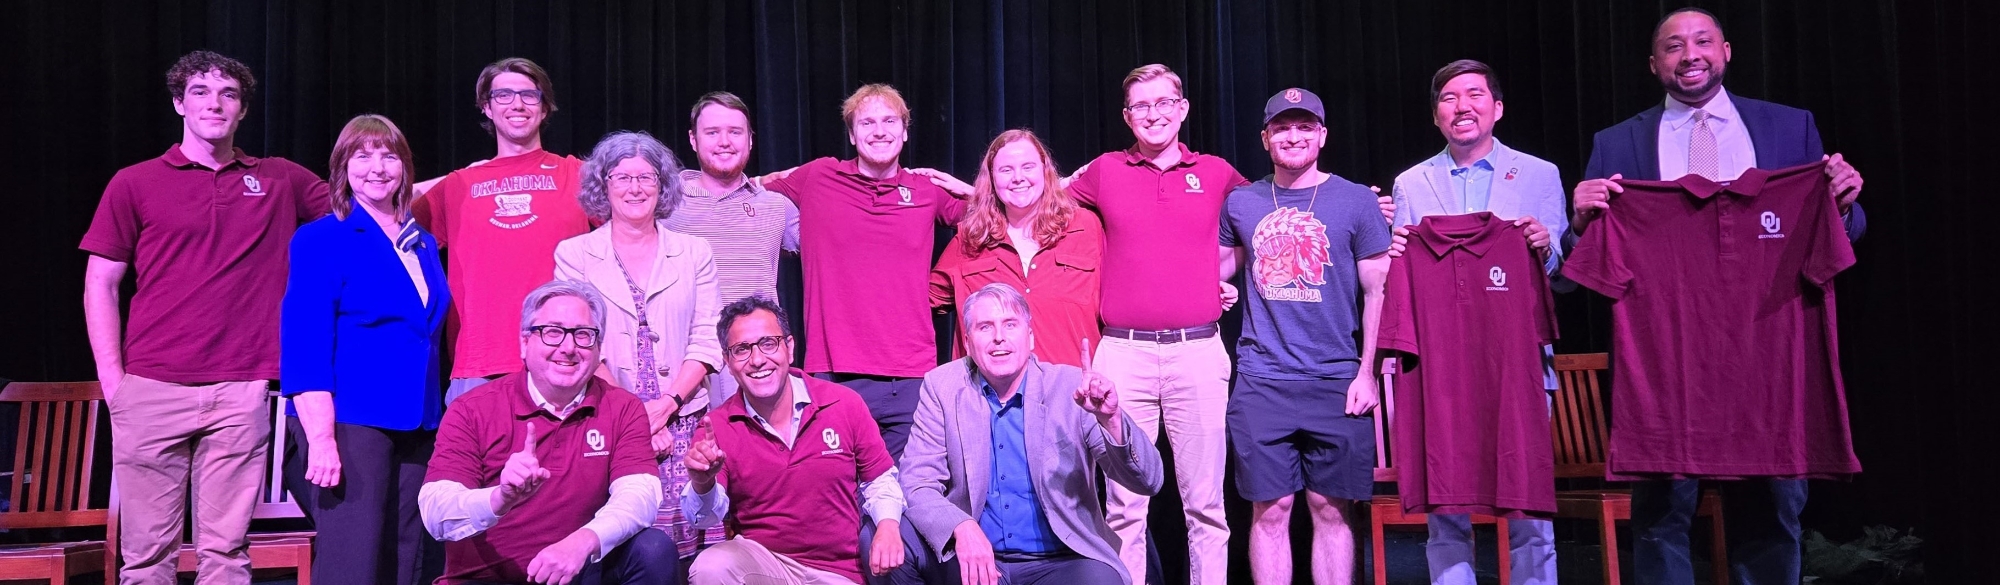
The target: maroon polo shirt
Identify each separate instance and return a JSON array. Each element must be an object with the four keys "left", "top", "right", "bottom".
[
  {"left": 1380, "top": 213, "right": 1556, "bottom": 517},
  {"left": 79, "top": 145, "right": 329, "bottom": 384},
  {"left": 766, "top": 157, "right": 966, "bottom": 377},
  {"left": 704, "top": 371, "right": 895, "bottom": 583},
  {"left": 1069, "top": 143, "right": 1248, "bottom": 330},
  {"left": 425, "top": 372, "right": 655, "bottom": 585},
  {"left": 1565, "top": 161, "right": 1859, "bottom": 479}
]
